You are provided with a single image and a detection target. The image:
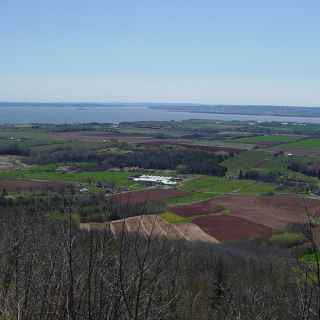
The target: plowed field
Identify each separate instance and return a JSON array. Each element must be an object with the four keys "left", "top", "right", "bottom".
[
  {"left": 193, "top": 215, "right": 272, "bottom": 241},
  {"left": 111, "top": 189, "right": 189, "bottom": 205}
]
